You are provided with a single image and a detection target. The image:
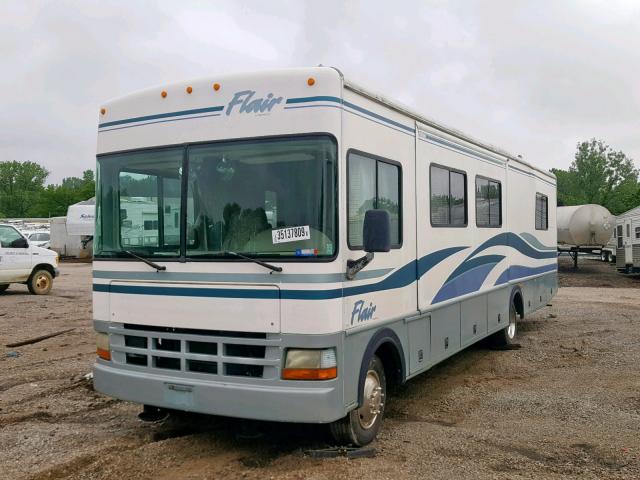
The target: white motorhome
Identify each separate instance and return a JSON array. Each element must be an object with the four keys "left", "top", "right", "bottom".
[
  {"left": 0, "top": 223, "right": 59, "bottom": 294},
  {"left": 92, "top": 67, "right": 557, "bottom": 445},
  {"left": 614, "top": 205, "right": 640, "bottom": 273}
]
